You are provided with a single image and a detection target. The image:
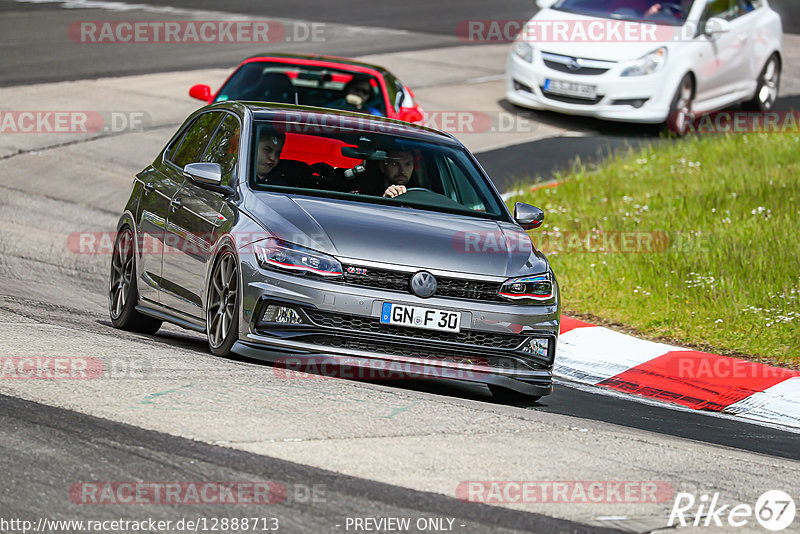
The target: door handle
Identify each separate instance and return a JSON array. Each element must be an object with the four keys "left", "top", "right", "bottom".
[
  {"left": 170, "top": 198, "right": 182, "bottom": 212},
  {"left": 143, "top": 182, "right": 154, "bottom": 196},
  {"left": 738, "top": 33, "right": 748, "bottom": 44}
]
